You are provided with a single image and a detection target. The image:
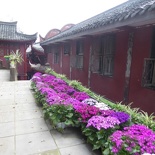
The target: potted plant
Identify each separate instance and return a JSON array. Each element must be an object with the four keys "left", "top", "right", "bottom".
[
  {"left": 9, "top": 49, "right": 23, "bottom": 68},
  {"left": 4, "top": 49, "right": 23, "bottom": 81}
]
